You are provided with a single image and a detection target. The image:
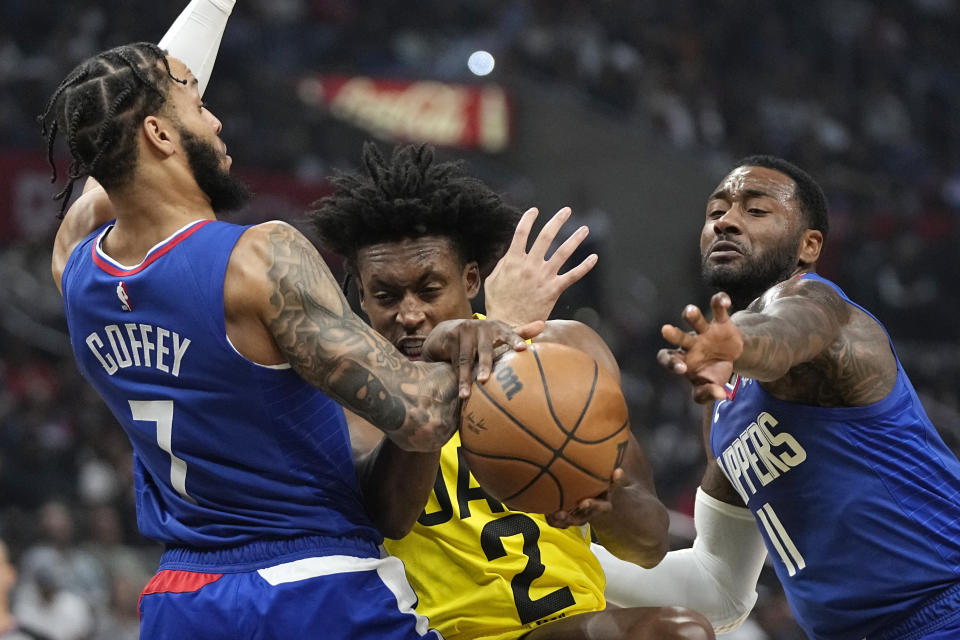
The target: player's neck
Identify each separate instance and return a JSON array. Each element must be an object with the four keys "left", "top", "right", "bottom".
[{"left": 102, "top": 178, "right": 214, "bottom": 264}]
